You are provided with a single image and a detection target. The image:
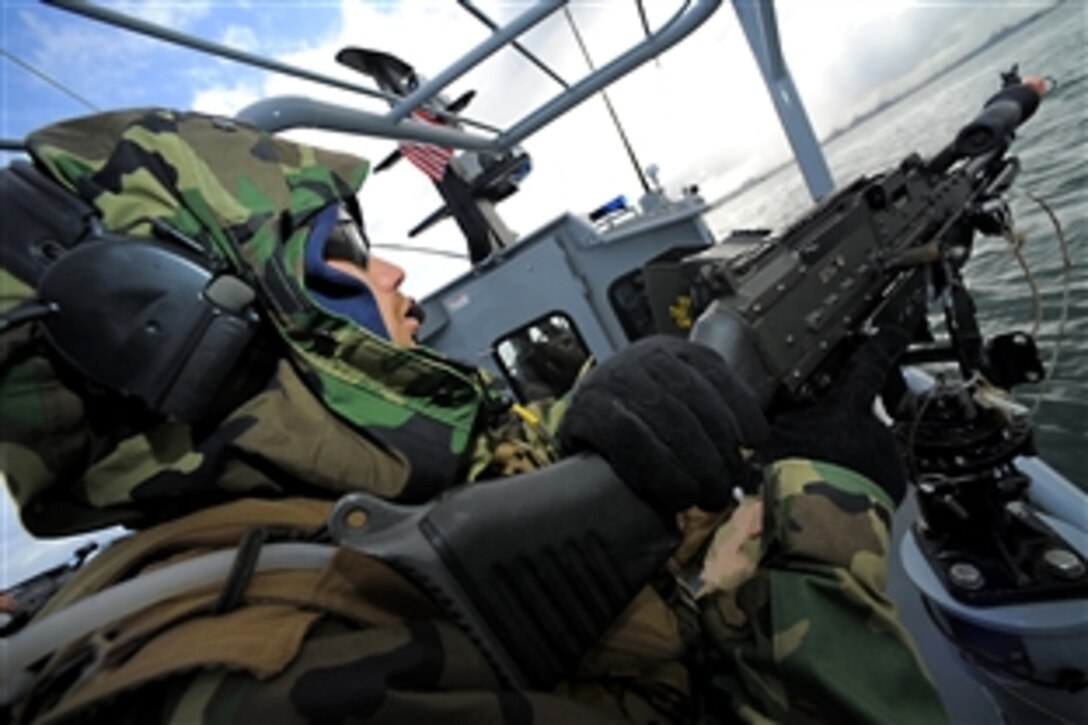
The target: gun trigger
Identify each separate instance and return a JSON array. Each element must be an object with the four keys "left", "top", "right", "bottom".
[{"left": 734, "top": 458, "right": 764, "bottom": 501}]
